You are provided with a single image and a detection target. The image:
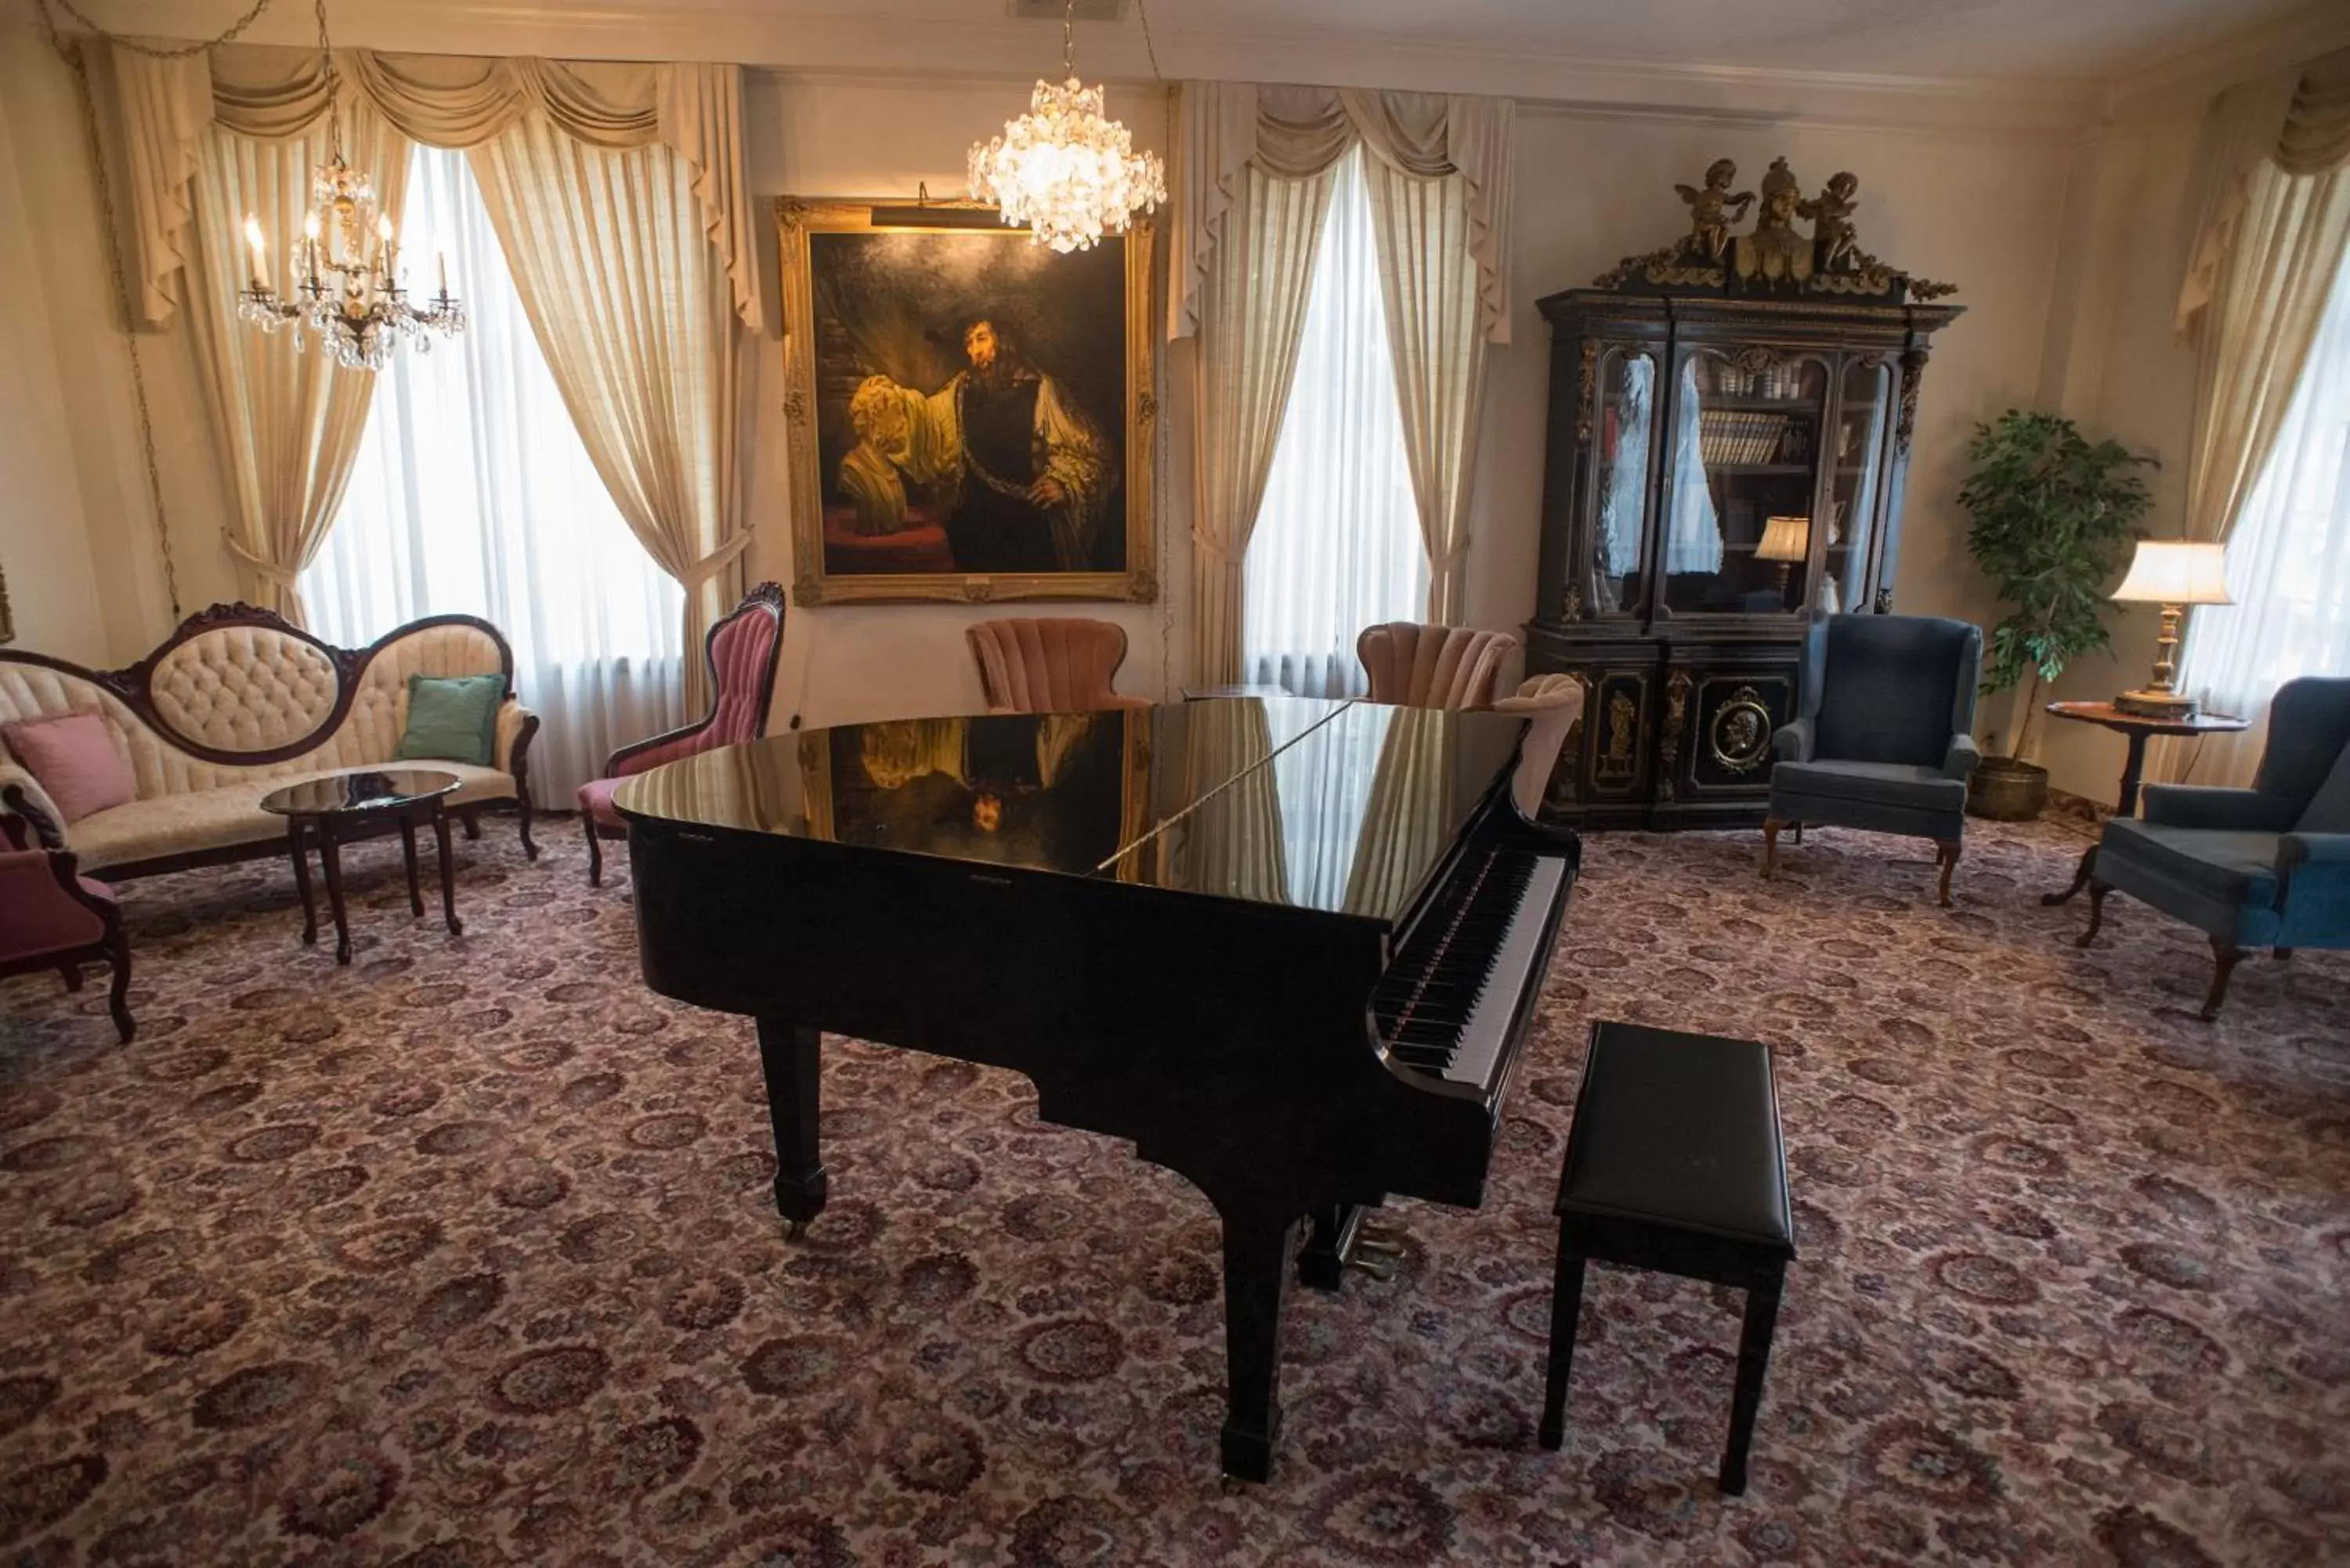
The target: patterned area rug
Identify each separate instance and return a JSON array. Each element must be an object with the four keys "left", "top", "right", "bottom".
[{"left": 2, "top": 816, "right": 2346, "bottom": 1566}]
